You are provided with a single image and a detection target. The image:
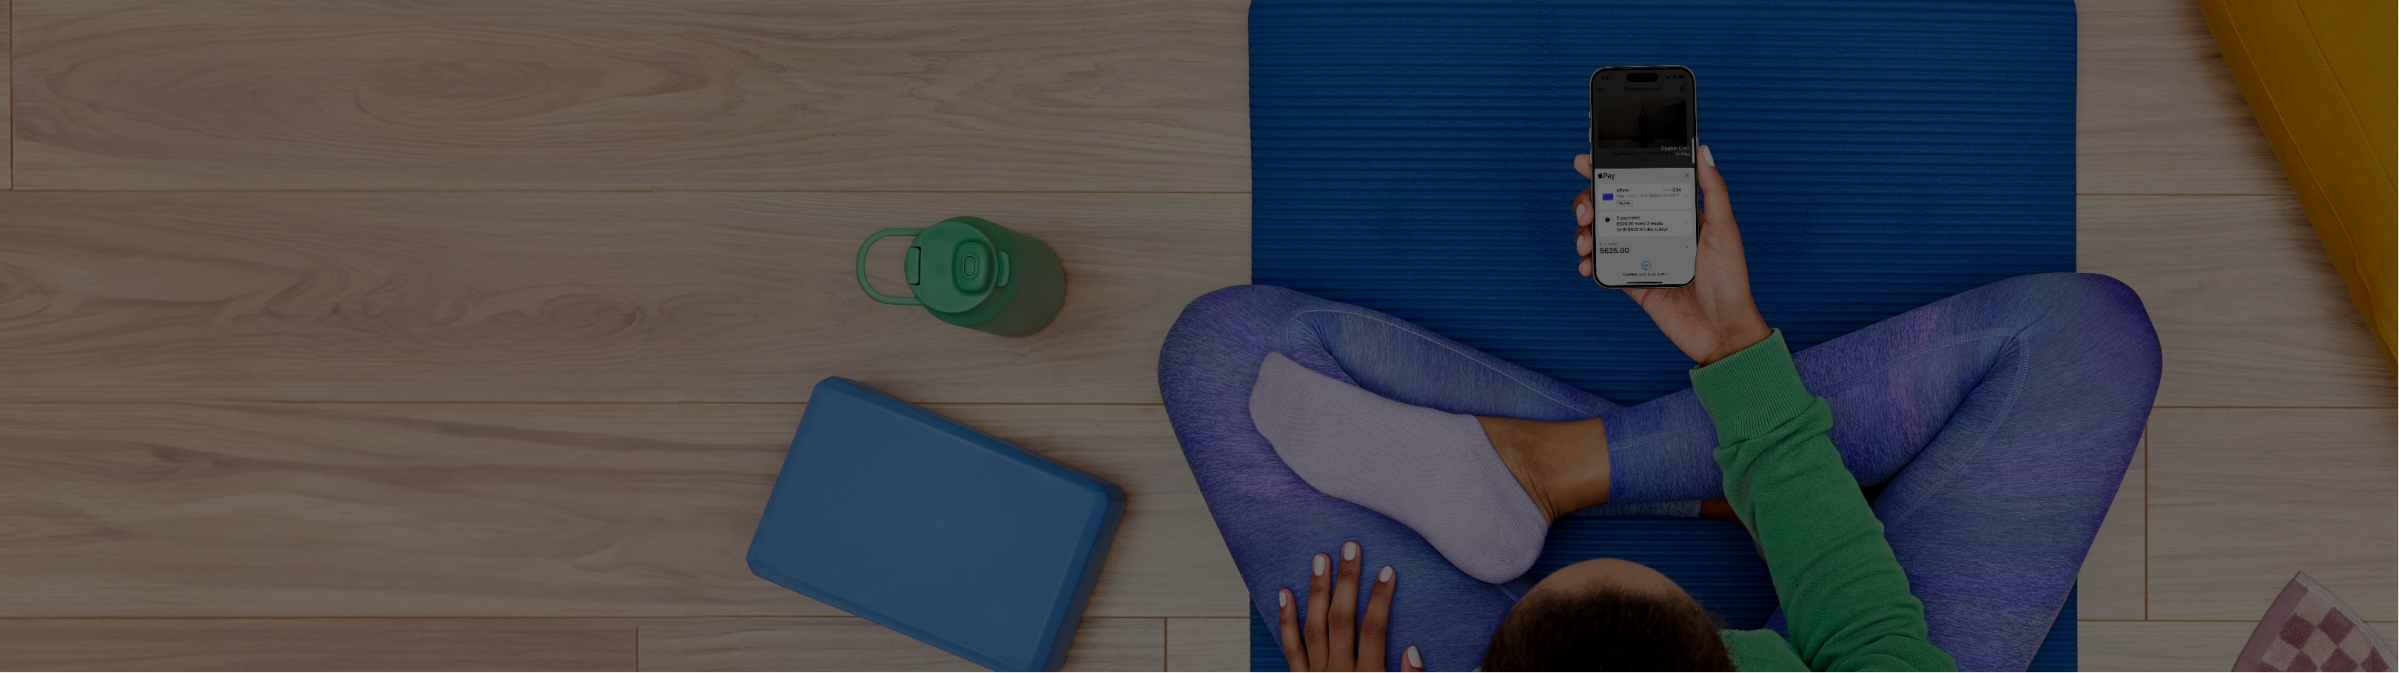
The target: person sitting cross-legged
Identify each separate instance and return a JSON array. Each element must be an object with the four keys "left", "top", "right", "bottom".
[{"left": 1157, "top": 146, "right": 2159, "bottom": 671}]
